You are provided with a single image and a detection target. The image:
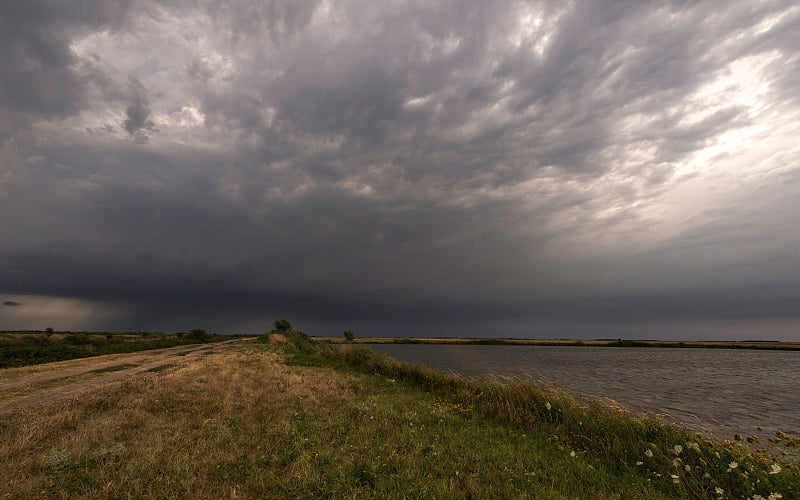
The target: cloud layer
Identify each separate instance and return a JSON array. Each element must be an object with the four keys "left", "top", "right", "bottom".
[{"left": 1, "top": 0, "right": 799, "bottom": 338}]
